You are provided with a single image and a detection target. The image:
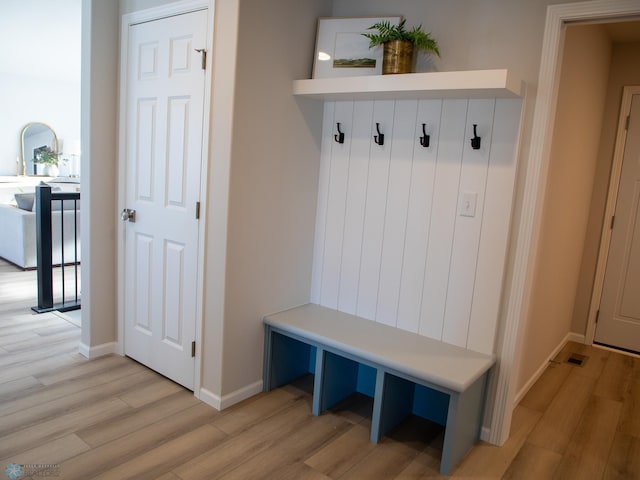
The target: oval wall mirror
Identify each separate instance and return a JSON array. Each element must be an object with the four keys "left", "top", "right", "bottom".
[{"left": 21, "top": 122, "right": 58, "bottom": 176}]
